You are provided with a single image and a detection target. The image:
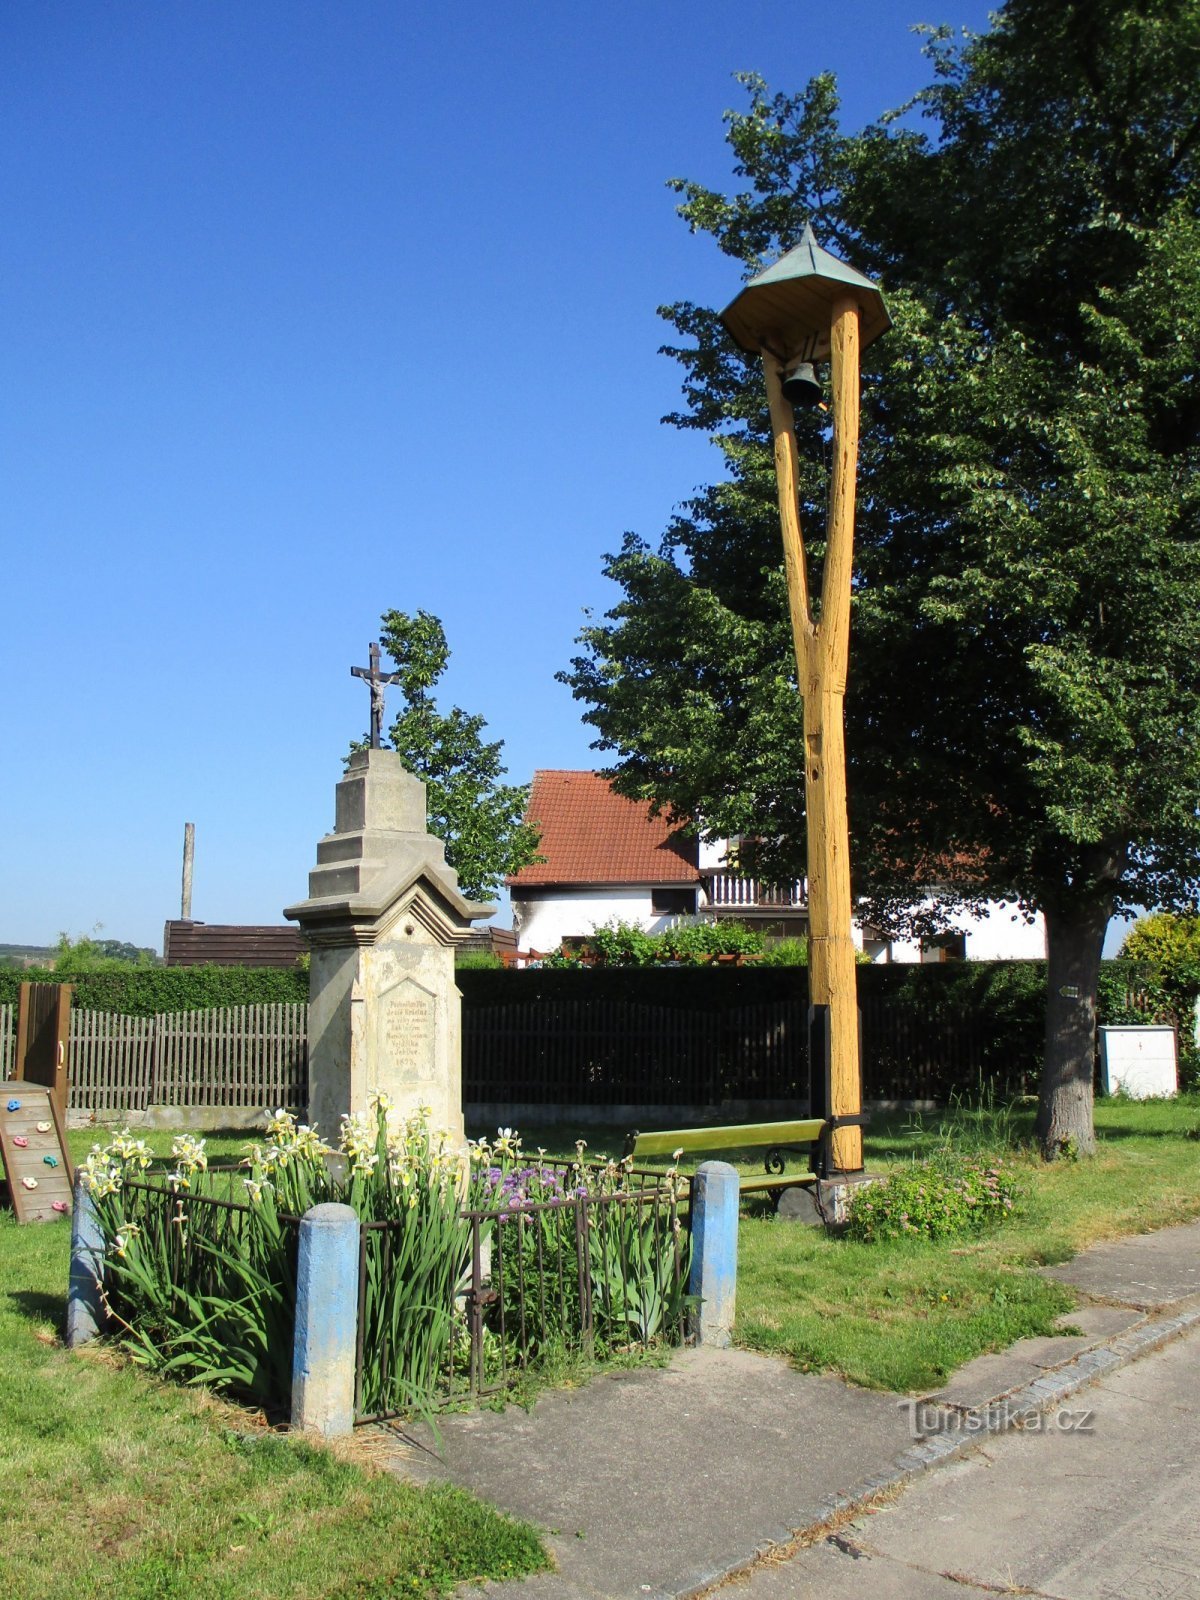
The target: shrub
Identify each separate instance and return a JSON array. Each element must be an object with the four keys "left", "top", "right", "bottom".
[
  {"left": 657, "top": 919, "right": 764, "bottom": 961},
  {"left": 1121, "top": 911, "right": 1200, "bottom": 972},
  {"left": 844, "top": 1153, "right": 1019, "bottom": 1244},
  {"left": 455, "top": 950, "right": 504, "bottom": 969},
  {"left": 759, "top": 937, "right": 809, "bottom": 966},
  {"left": 50, "top": 932, "right": 160, "bottom": 972},
  {"left": 1103, "top": 914, "right": 1200, "bottom": 1092},
  {"left": 546, "top": 917, "right": 765, "bottom": 966}
]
